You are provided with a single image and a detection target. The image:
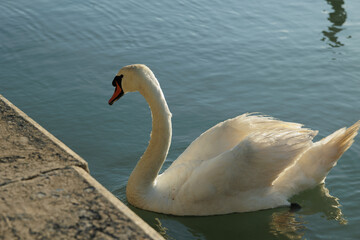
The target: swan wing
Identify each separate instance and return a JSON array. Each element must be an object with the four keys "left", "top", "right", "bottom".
[
  {"left": 228, "top": 129, "right": 316, "bottom": 190},
  {"left": 170, "top": 113, "right": 309, "bottom": 168},
  {"left": 178, "top": 127, "right": 316, "bottom": 201}
]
